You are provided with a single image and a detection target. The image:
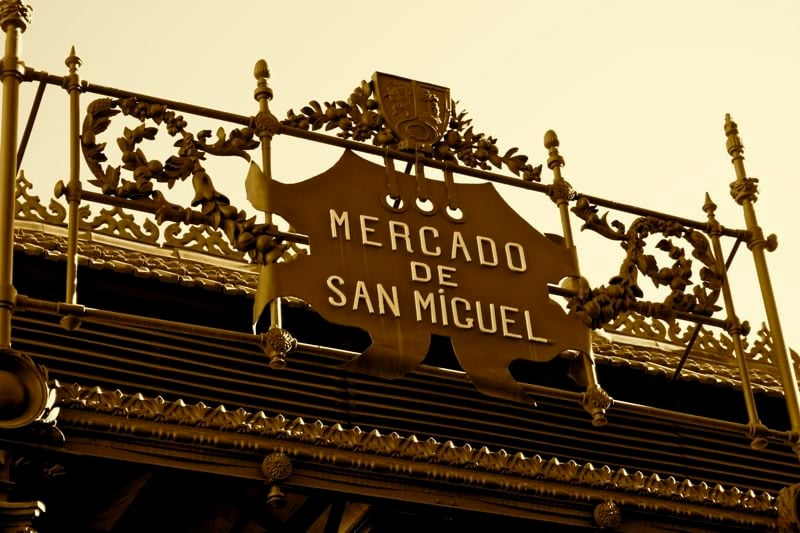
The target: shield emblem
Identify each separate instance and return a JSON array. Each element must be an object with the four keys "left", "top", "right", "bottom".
[{"left": 372, "top": 72, "right": 450, "bottom": 151}]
